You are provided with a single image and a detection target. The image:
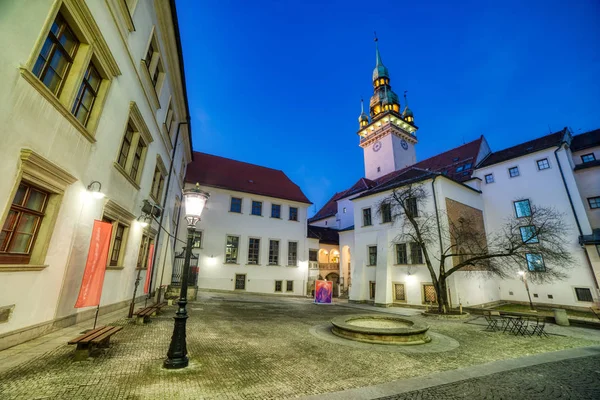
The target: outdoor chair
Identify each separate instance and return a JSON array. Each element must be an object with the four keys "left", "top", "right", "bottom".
[
  {"left": 484, "top": 311, "right": 505, "bottom": 331},
  {"left": 502, "top": 315, "right": 521, "bottom": 333},
  {"left": 527, "top": 317, "right": 548, "bottom": 337}
]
